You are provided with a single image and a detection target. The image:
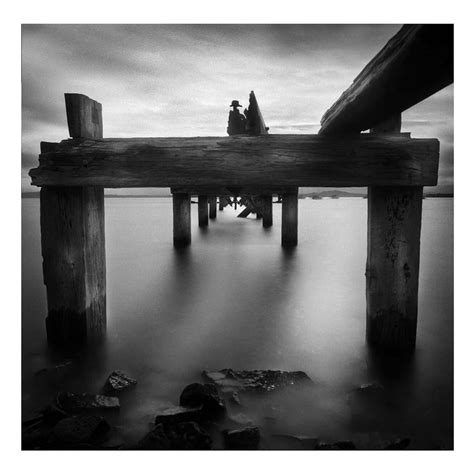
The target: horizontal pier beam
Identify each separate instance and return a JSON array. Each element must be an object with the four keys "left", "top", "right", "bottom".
[
  {"left": 30, "top": 135, "right": 439, "bottom": 188},
  {"left": 319, "top": 24, "right": 453, "bottom": 135}
]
